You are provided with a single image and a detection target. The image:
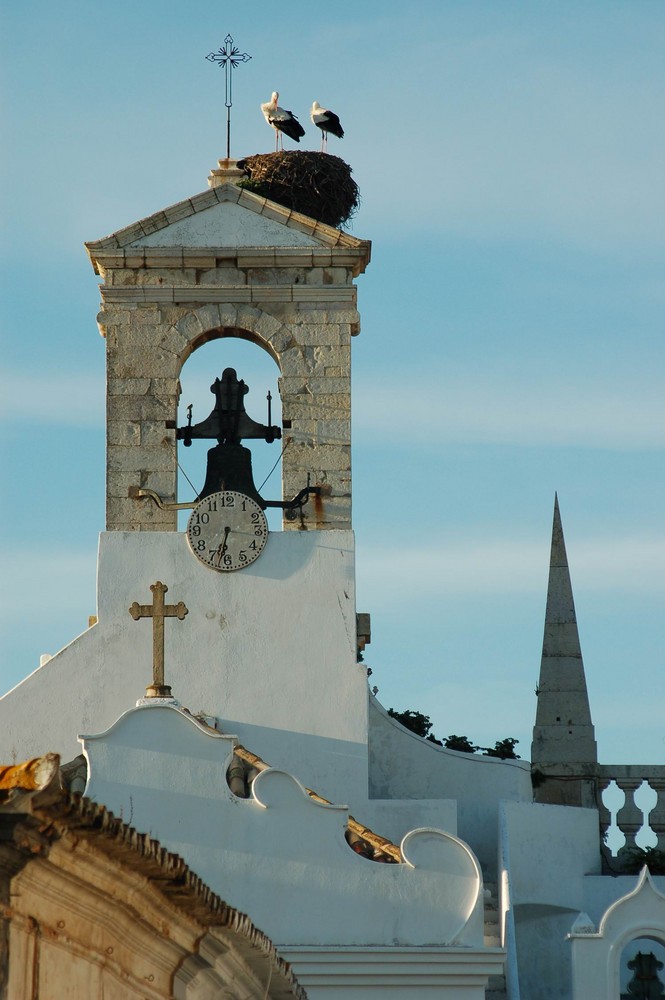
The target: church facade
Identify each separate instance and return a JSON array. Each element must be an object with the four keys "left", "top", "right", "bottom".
[{"left": 1, "top": 156, "right": 664, "bottom": 999}]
